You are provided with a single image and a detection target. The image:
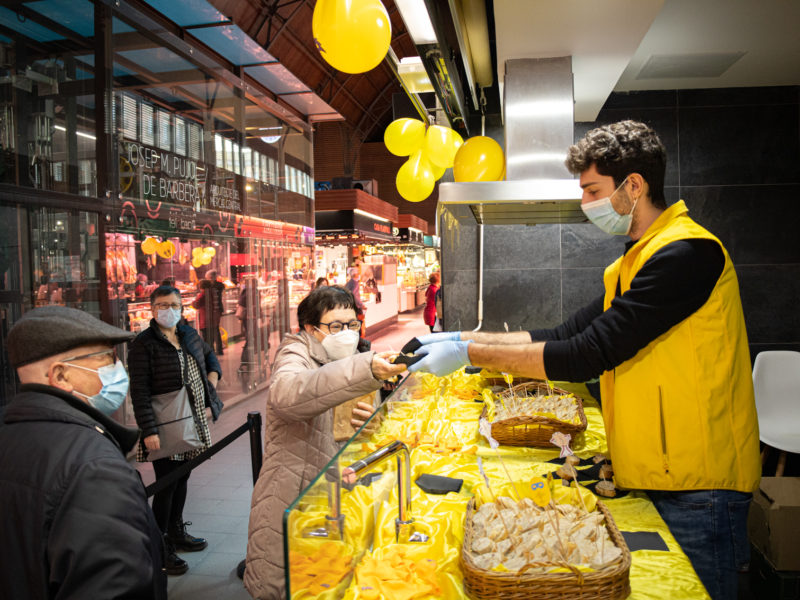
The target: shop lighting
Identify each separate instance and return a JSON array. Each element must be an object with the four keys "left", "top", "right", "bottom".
[
  {"left": 394, "top": 0, "right": 437, "bottom": 45},
  {"left": 54, "top": 124, "right": 96, "bottom": 141},
  {"left": 354, "top": 209, "right": 390, "bottom": 223},
  {"left": 398, "top": 57, "right": 434, "bottom": 93}
]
